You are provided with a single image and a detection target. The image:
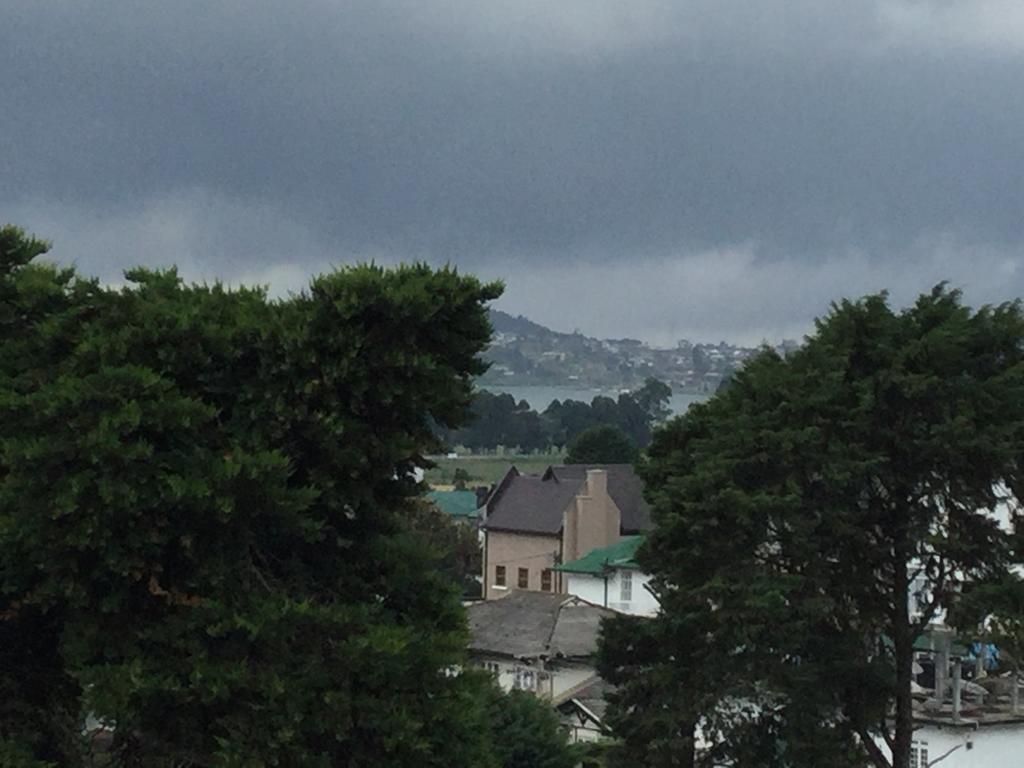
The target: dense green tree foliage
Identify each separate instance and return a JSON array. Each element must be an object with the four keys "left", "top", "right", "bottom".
[
  {"left": 632, "top": 378, "right": 672, "bottom": 424},
  {"left": 547, "top": 378, "right": 669, "bottom": 448},
  {"left": 605, "top": 287, "right": 1024, "bottom": 768},
  {"left": 444, "top": 391, "right": 549, "bottom": 452},
  {"left": 0, "top": 226, "right": 83, "bottom": 766},
  {"left": 486, "top": 687, "right": 579, "bottom": 768},
  {"left": 0, "top": 225, "right": 511, "bottom": 766},
  {"left": 597, "top": 614, "right": 704, "bottom": 768},
  {"left": 452, "top": 467, "right": 472, "bottom": 489},
  {"left": 565, "top": 425, "right": 639, "bottom": 465},
  {"left": 403, "top": 499, "right": 483, "bottom": 599}
]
